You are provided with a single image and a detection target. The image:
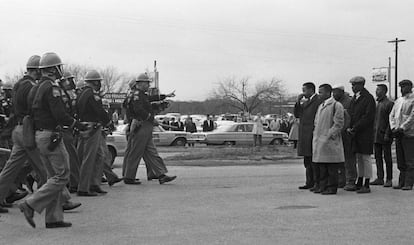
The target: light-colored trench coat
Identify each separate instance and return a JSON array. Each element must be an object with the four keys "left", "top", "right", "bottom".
[{"left": 312, "top": 97, "right": 345, "bottom": 163}]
